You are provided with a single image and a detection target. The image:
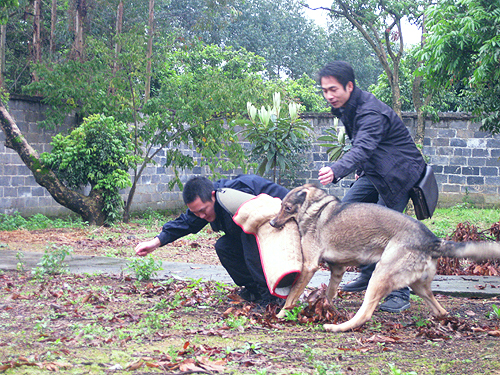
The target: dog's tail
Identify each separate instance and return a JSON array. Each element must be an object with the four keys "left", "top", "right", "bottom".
[{"left": 436, "top": 239, "right": 500, "bottom": 261}]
